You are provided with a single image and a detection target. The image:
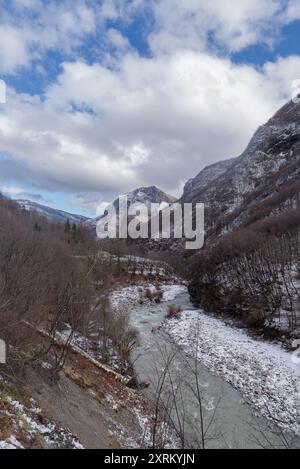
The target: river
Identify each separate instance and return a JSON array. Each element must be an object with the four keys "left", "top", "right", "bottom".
[{"left": 129, "top": 287, "right": 299, "bottom": 449}]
